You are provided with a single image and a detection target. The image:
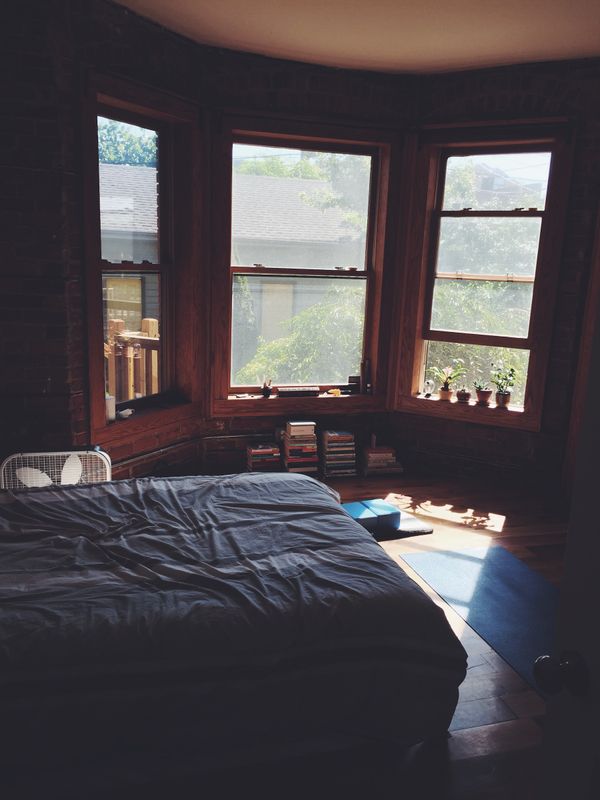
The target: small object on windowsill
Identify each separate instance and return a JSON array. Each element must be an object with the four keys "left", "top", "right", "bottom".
[
  {"left": 327, "top": 388, "right": 341, "bottom": 396},
  {"left": 105, "top": 394, "right": 116, "bottom": 422},
  {"left": 117, "top": 408, "right": 134, "bottom": 419},
  {"left": 348, "top": 375, "right": 360, "bottom": 394},
  {"left": 262, "top": 380, "right": 272, "bottom": 398},
  {"left": 277, "top": 386, "right": 320, "bottom": 398}
]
